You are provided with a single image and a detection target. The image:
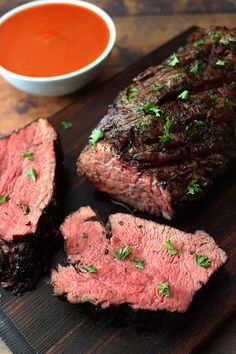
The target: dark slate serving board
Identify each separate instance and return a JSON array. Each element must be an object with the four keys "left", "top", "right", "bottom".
[{"left": 1, "top": 27, "right": 236, "bottom": 354}]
